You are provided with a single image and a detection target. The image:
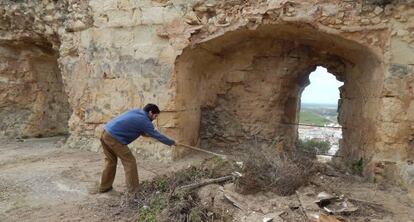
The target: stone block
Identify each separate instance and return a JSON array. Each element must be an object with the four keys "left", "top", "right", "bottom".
[
  {"left": 132, "top": 25, "right": 159, "bottom": 42},
  {"left": 163, "top": 6, "right": 184, "bottom": 23},
  {"left": 399, "top": 163, "right": 414, "bottom": 190},
  {"left": 89, "top": 0, "right": 117, "bottom": 13},
  {"left": 134, "top": 45, "right": 165, "bottom": 61},
  {"left": 93, "top": 8, "right": 142, "bottom": 28},
  {"left": 129, "top": 0, "right": 152, "bottom": 8},
  {"left": 116, "top": 0, "right": 132, "bottom": 9},
  {"left": 380, "top": 97, "right": 405, "bottom": 122},
  {"left": 141, "top": 7, "right": 164, "bottom": 25},
  {"left": 383, "top": 77, "right": 405, "bottom": 97},
  {"left": 373, "top": 6, "right": 383, "bottom": 15},
  {"left": 321, "top": 4, "right": 338, "bottom": 16},
  {"left": 79, "top": 30, "right": 92, "bottom": 49},
  {"left": 159, "top": 45, "right": 177, "bottom": 64},
  {"left": 386, "top": 63, "right": 412, "bottom": 80},
  {"left": 111, "top": 28, "right": 134, "bottom": 48},
  {"left": 106, "top": 9, "right": 135, "bottom": 27},
  {"left": 91, "top": 29, "right": 113, "bottom": 48},
  {"left": 390, "top": 38, "right": 414, "bottom": 64}
]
